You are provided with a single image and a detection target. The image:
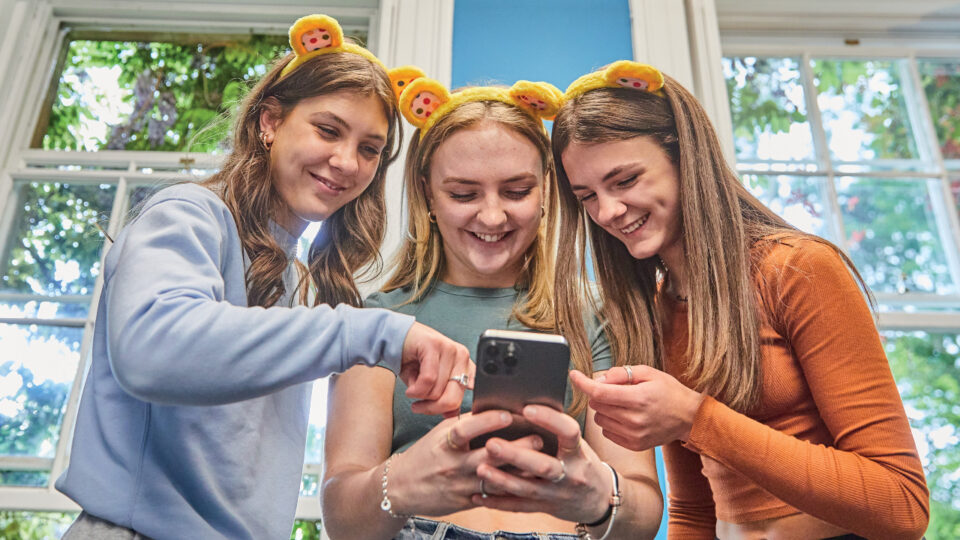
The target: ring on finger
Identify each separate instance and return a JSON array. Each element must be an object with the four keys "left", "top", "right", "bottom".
[
  {"left": 449, "top": 373, "right": 469, "bottom": 387},
  {"left": 480, "top": 478, "right": 488, "bottom": 498},
  {"left": 624, "top": 365, "right": 634, "bottom": 384},
  {"left": 550, "top": 459, "right": 567, "bottom": 483},
  {"left": 446, "top": 429, "right": 462, "bottom": 451}
]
